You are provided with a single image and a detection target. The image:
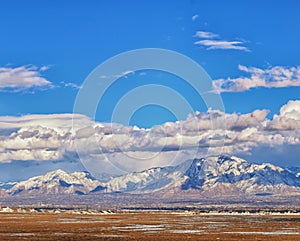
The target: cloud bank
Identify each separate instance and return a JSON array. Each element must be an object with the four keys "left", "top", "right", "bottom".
[{"left": 0, "top": 101, "right": 299, "bottom": 176}]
